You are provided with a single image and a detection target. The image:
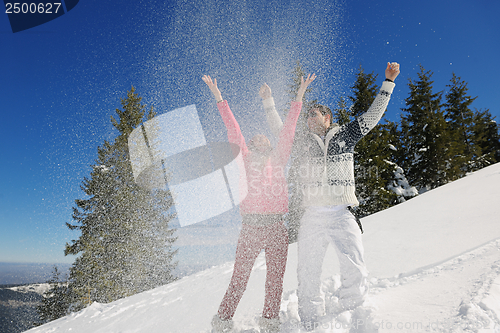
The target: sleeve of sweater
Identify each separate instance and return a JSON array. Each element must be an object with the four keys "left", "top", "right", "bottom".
[
  {"left": 274, "top": 100, "right": 302, "bottom": 166},
  {"left": 356, "top": 80, "right": 395, "bottom": 136},
  {"left": 262, "top": 97, "right": 284, "bottom": 138},
  {"left": 335, "top": 80, "right": 396, "bottom": 148},
  {"left": 328, "top": 81, "right": 395, "bottom": 150},
  {"left": 217, "top": 100, "right": 249, "bottom": 157}
]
